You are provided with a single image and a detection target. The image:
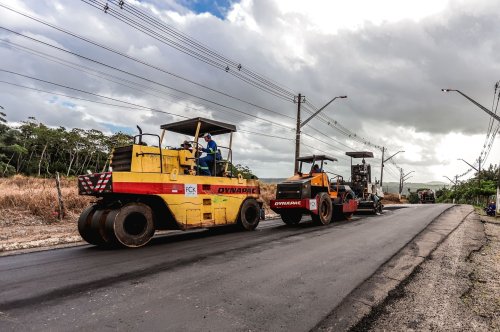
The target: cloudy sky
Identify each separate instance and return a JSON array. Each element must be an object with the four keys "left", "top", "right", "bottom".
[{"left": 1, "top": 0, "right": 499, "bottom": 183}]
